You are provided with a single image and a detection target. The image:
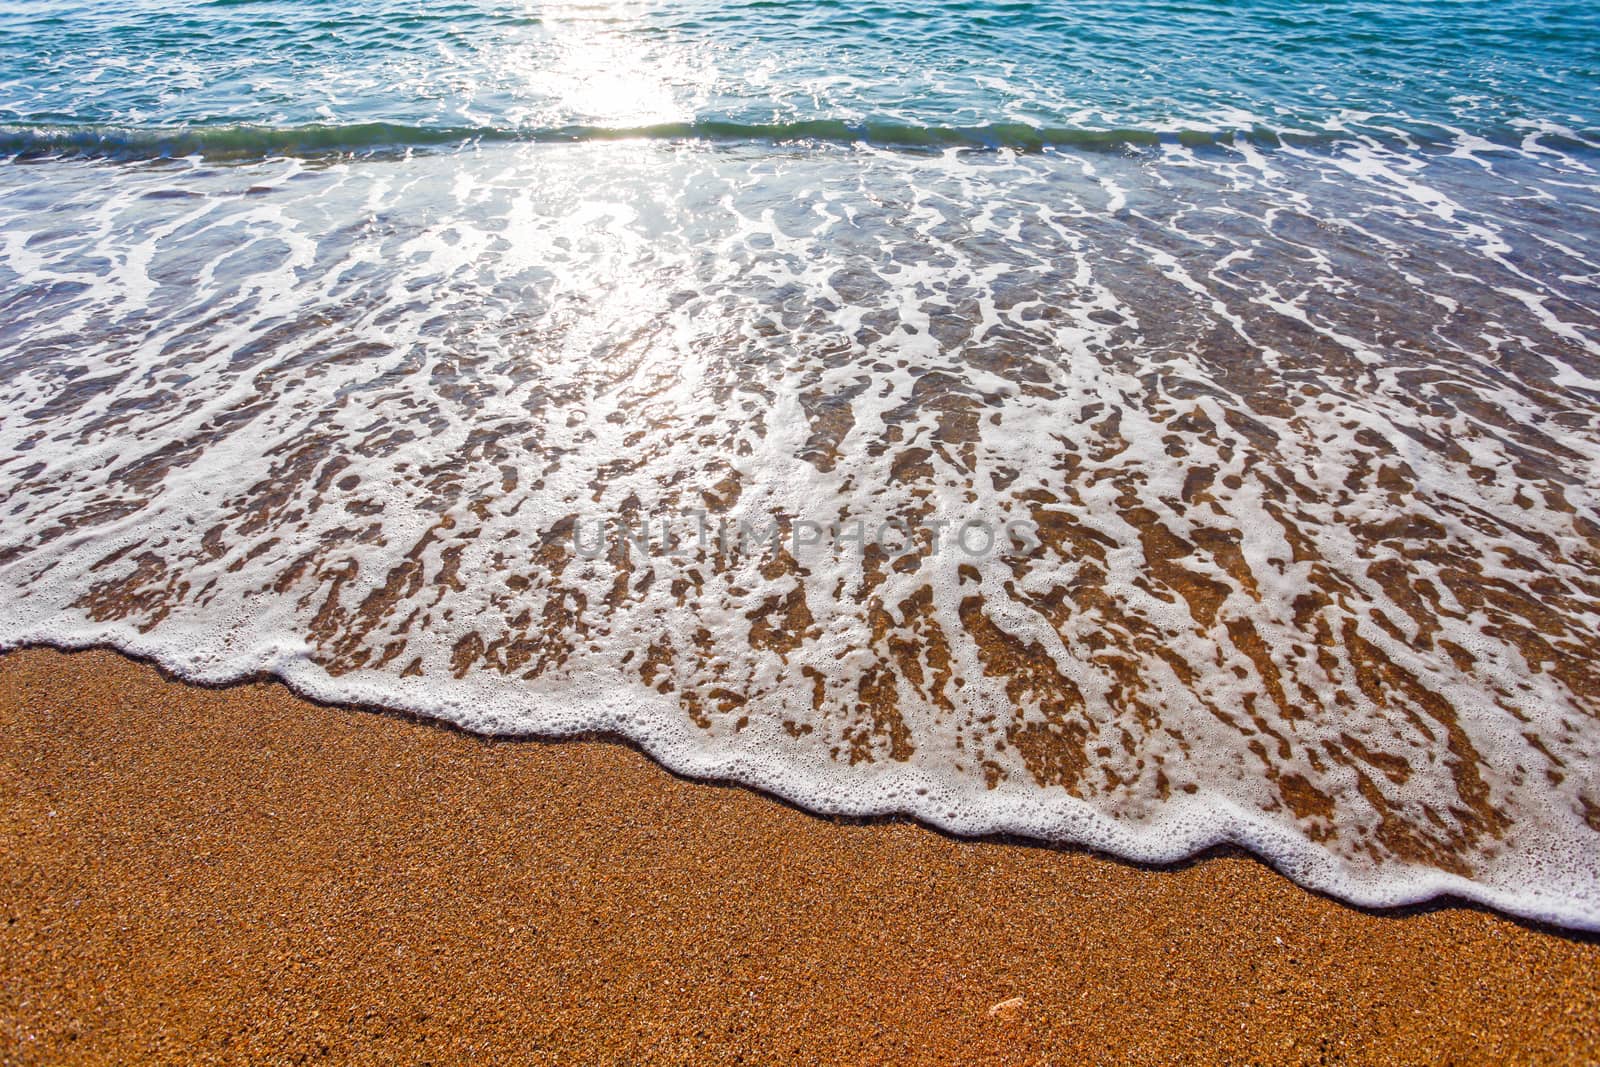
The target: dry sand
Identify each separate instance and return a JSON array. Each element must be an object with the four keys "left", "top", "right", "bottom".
[{"left": 1, "top": 646, "right": 1596, "bottom": 1065}]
